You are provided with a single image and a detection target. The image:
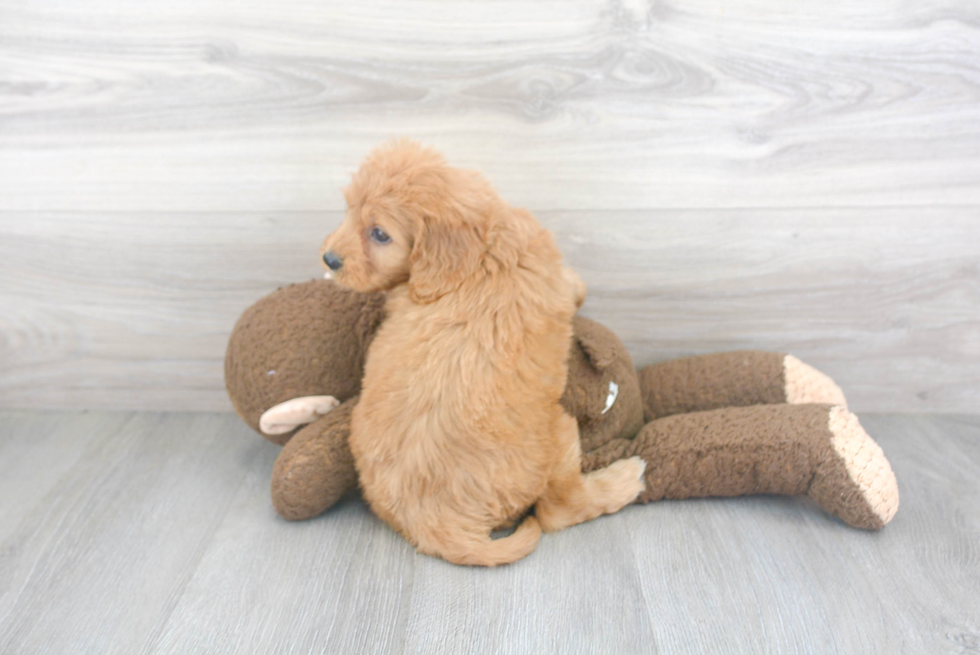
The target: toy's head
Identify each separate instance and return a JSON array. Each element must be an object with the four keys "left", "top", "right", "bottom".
[
  {"left": 562, "top": 316, "right": 645, "bottom": 453},
  {"left": 225, "top": 281, "right": 644, "bottom": 451},
  {"left": 224, "top": 280, "right": 386, "bottom": 445}
]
